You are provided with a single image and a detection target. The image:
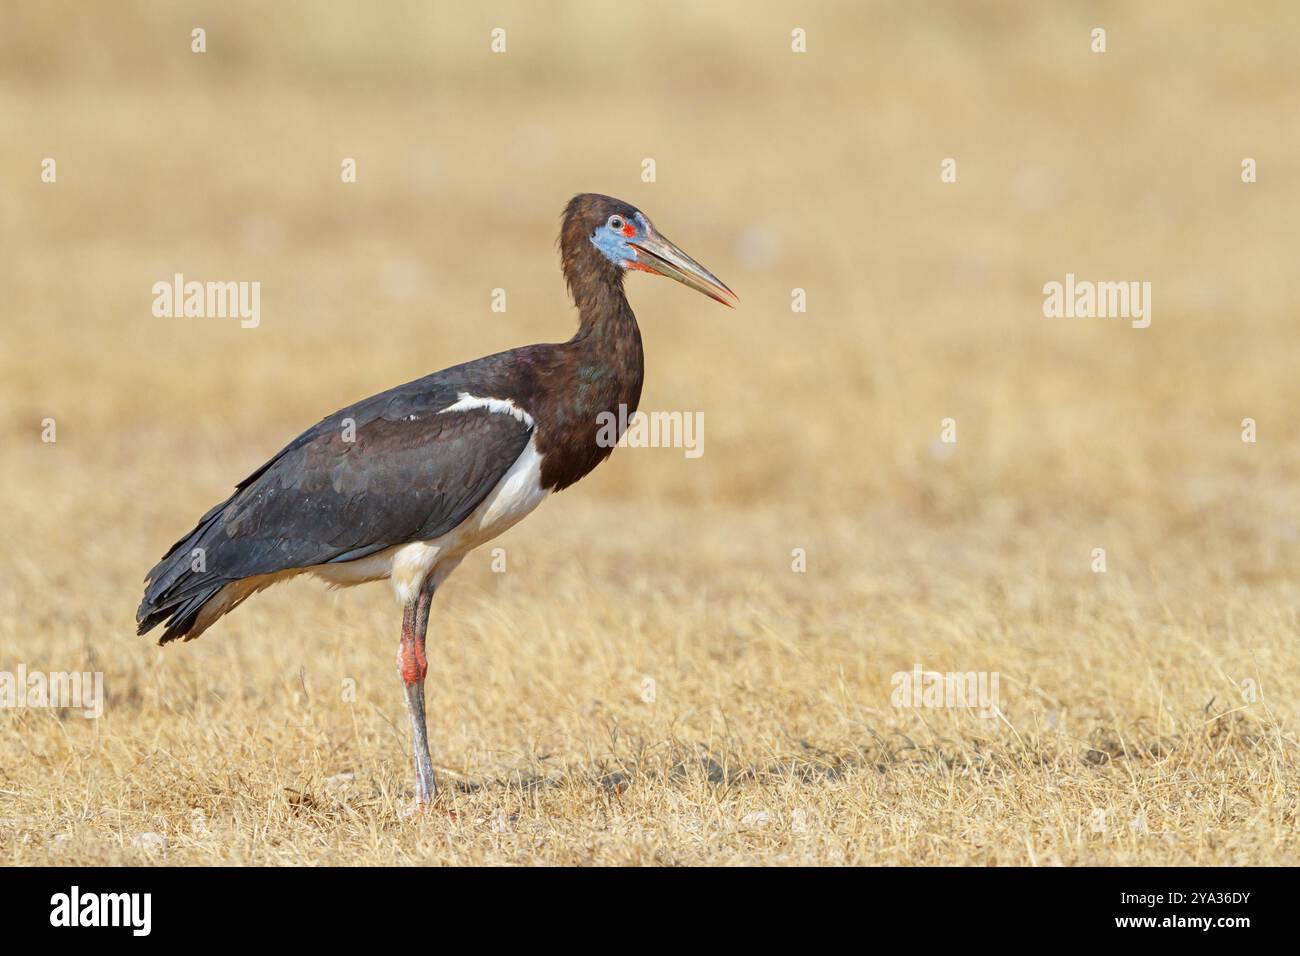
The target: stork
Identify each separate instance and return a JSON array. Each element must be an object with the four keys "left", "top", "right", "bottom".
[{"left": 136, "top": 194, "right": 736, "bottom": 805}]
